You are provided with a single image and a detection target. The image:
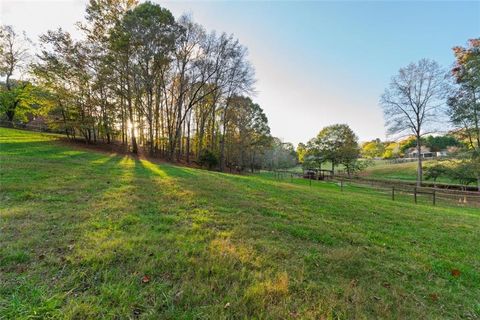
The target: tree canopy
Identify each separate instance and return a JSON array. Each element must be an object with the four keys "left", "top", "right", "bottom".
[{"left": 2, "top": 0, "right": 288, "bottom": 171}]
